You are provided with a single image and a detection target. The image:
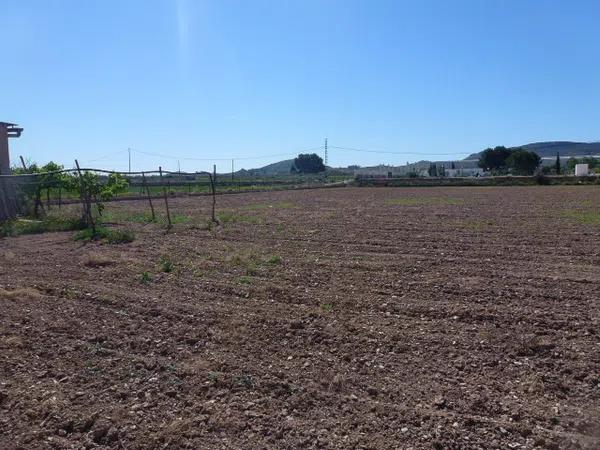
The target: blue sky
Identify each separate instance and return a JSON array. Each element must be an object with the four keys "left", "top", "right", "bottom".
[{"left": 1, "top": 0, "right": 599, "bottom": 172}]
